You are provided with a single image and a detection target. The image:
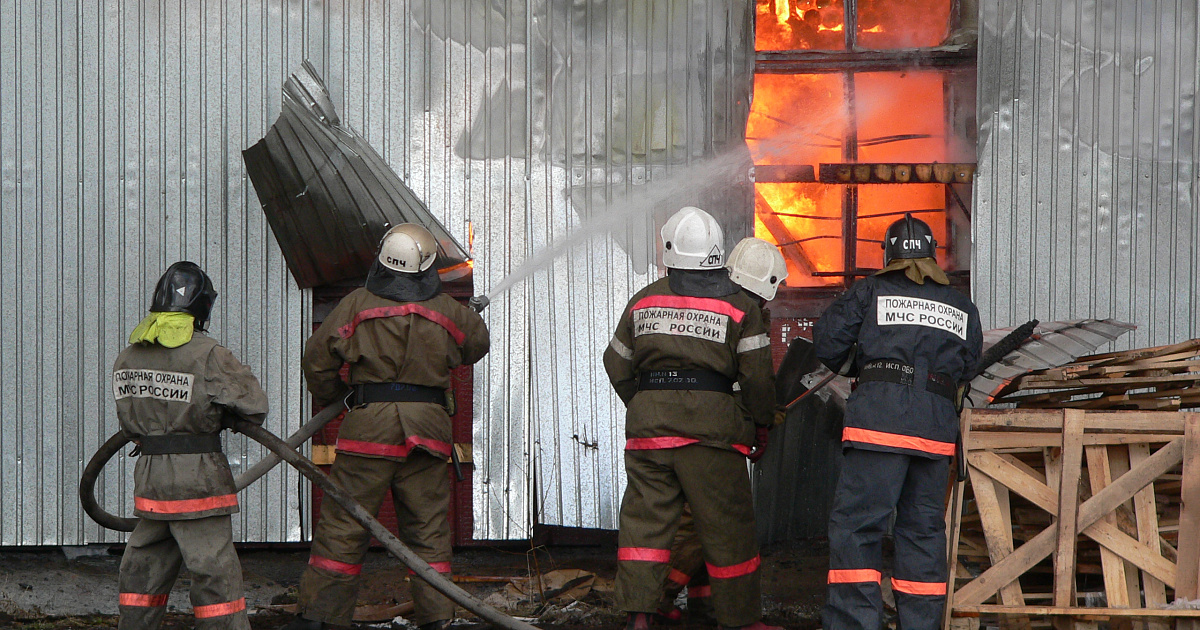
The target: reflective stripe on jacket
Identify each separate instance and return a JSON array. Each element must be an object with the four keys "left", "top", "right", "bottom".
[
  {"left": 603, "top": 276, "right": 774, "bottom": 453},
  {"left": 112, "top": 332, "right": 269, "bottom": 520},
  {"left": 303, "top": 288, "right": 490, "bottom": 462},
  {"left": 813, "top": 271, "right": 982, "bottom": 458}
]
